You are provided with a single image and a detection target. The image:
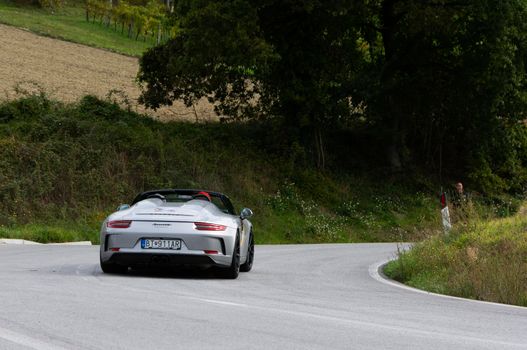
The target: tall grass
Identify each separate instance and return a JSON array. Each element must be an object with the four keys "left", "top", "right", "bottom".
[
  {"left": 0, "top": 93, "right": 445, "bottom": 243},
  {"left": 385, "top": 204, "right": 527, "bottom": 306}
]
